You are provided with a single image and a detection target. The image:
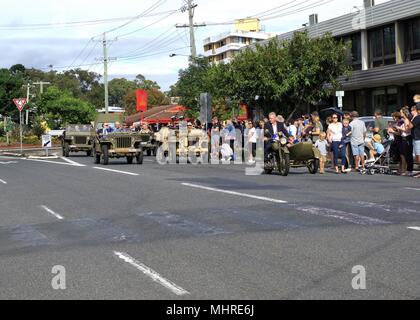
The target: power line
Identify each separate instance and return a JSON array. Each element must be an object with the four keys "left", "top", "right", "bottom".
[
  {"left": 0, "top": 9, "right": 179, "bottom": 31},
  {"left": 96, "top": 0, "right": 170, "bottom": 37},
  {"left": 254, "top": 0, "right": 300, "bottom": 18},
  {"left": 114, "top": 10, "right": 179, "bottom": 39},
  {"left": 119, "top": 26, "right": 179, "bottom": 57},
  {"left": 119, "top": 33, "right": 185, "bottom": 59},
  {"left": 67, "top": 38, "right": 94, "bottom": 70},
  {"left": 260, "top": 0, "right": 334, "bottom": 21},
  {"left": 203, "top": 0, "right": 334, "bottom": 26},
  {"left": 117, "top": 46, "right": 191, "bottom": 62}
]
